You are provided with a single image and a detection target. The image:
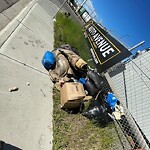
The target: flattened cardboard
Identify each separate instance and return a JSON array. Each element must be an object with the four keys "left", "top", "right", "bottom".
[{"left": 60, "top": 82, "right": 86, "bottom": 109}]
